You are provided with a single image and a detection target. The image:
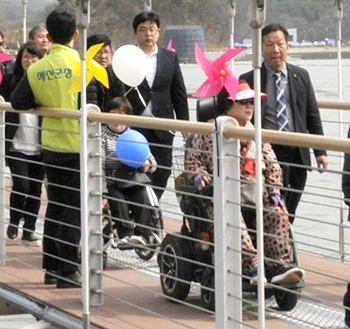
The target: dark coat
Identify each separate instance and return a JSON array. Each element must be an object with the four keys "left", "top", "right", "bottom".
[
  {"left": 125, "top": 47, "right": 189, "bottom": 140},
  {"left": 86, "top": 64, "right": 125, "bottom": 112},
  {"left": 240, "top": 63, "right": 327, "bottom": 167}
]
